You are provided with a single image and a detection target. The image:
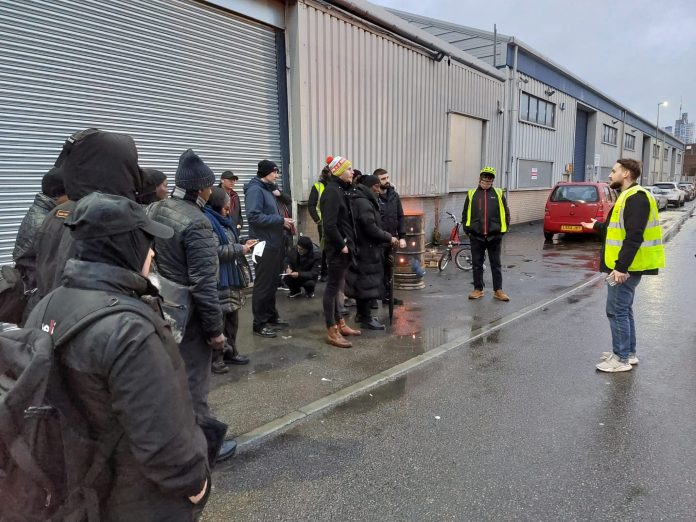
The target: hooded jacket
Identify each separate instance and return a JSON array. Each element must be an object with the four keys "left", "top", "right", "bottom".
[
  {"left": 462, "top": 186, "right": 511, "bottom": 238},
  {"left": 345, "top": 184, "right": 393, "bottom": 299},
  {"left": 244, "top": 177, "right": 284, "bottom": 248},
  {"left": 25, "top": 259, "right": 209, "bottom": 521}
]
